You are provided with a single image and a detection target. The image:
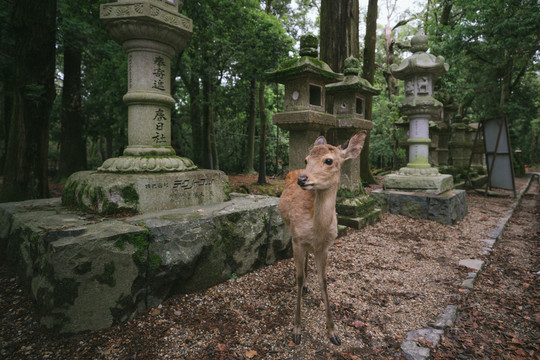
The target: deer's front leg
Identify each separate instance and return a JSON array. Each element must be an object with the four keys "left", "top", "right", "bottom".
[
  {"left": 292, "top": 246, "right": 307, "bottom": 345},
  {"left": 315, "top": 249, "right": 341, "bottom": 346}
]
